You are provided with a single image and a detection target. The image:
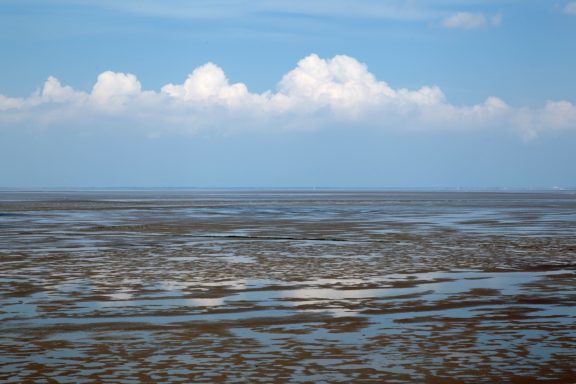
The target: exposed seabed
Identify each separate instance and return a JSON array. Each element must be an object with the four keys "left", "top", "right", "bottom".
[{"left": 1, "top": 190, "right": 575, "bottom": 383}]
